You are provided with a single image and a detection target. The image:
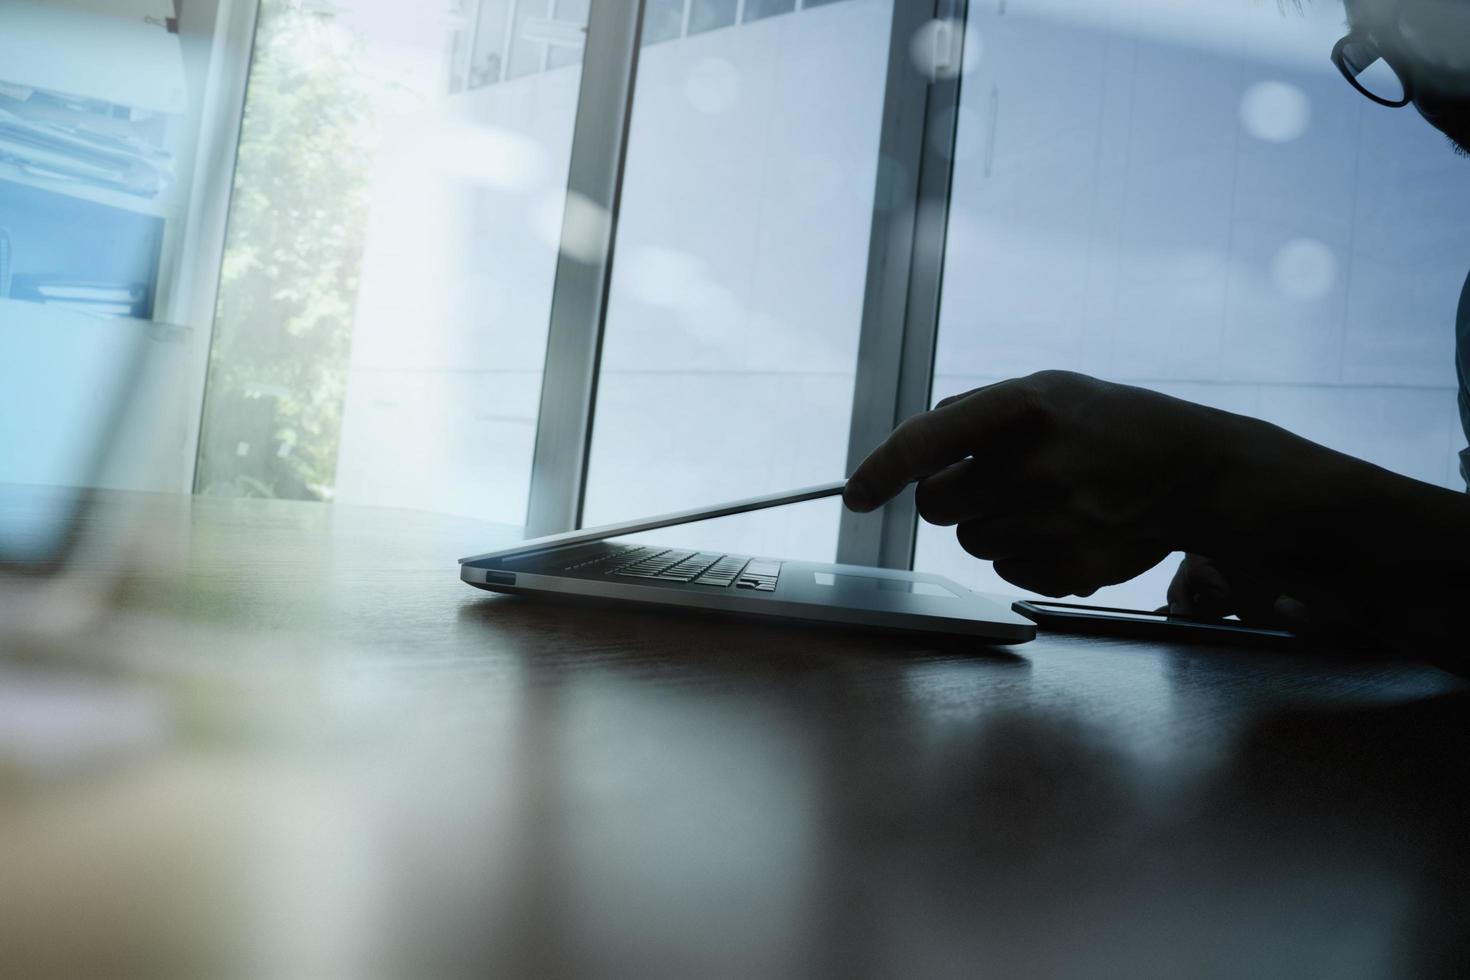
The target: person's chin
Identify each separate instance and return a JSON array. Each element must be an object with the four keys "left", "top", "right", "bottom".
[
  {"left": 1444, "top": 126, "right": 1470, "bottom": 158},
  {"left": 1426, "top": 116, "right": 1470, "bottom": 158},
  {"left": 1414, "top": 99, "right": 1470, "bottom": 157}
]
